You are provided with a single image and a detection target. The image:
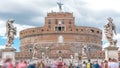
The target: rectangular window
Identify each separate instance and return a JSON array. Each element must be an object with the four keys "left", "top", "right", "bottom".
[
  {"left": 62, "top": 20, "right": 64, "bottom": 24},
  {"left": 69, "top": 20, "right": 72, "bottom": 24},
  {"left": 55, "top": 19, "right": 58, "bottom": 25},
  {"left": 48, "top": 19, "right": 51, "bottom": 24}
]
